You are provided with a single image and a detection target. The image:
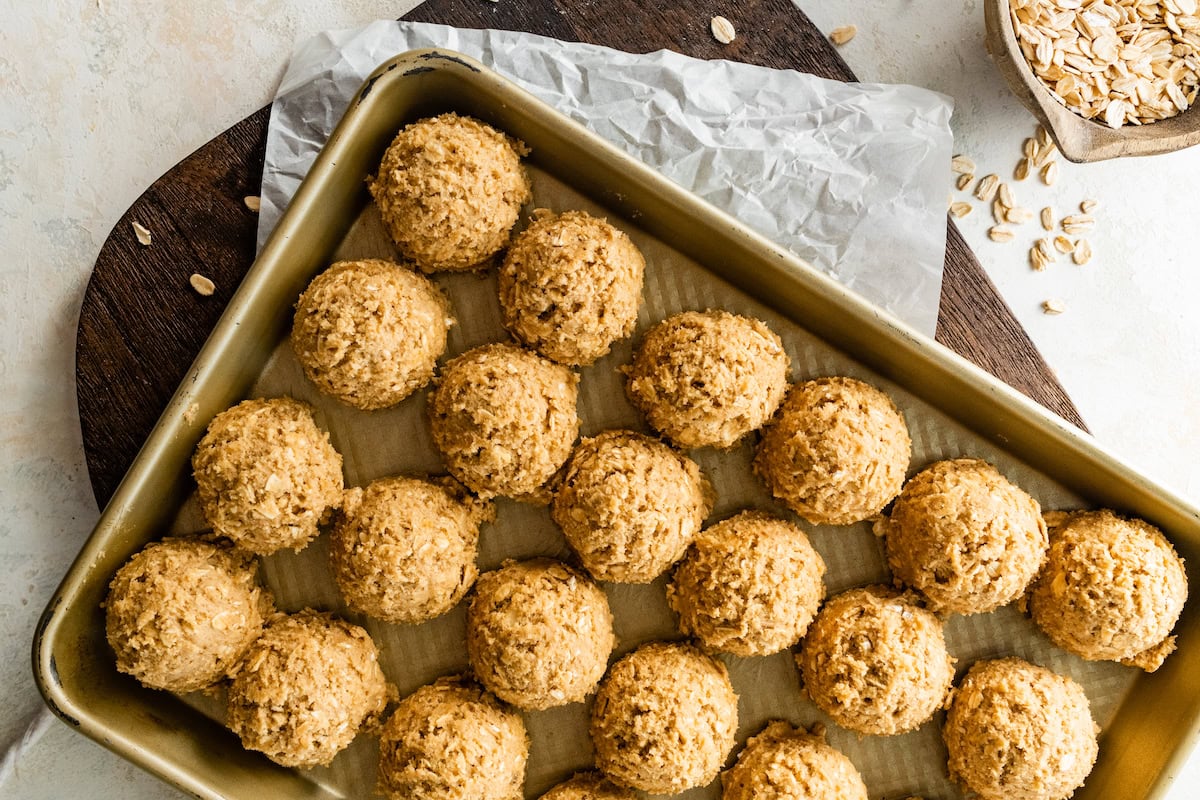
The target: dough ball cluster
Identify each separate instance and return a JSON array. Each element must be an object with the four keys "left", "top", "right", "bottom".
[
  {"left": 428, "top": 343, "right": 579, "bottom": 500},
  {"left": 943, "top": 658, "right": 1098, "bottom": 800},
  {"left": 192, "top": 397, "right": 344, "bottom": 555},
  {"left": 625, "top": 309, "right": 789, "bottom": 449},
  {"left": 590, "top": 641, "right": 738, "bottom": 794},
  {"left": 551, "top": 430, "right": 712, "bottom": 583},
  {"left": 105, "top": 537, "right": 271, "bottom": 693},
  {"left": 291, "top": 259, "right": 454, "bottom": 410},
  {"left": 721, "top": 721, "right": 869, "bottom": 800},
  {"left": 329, "top": 475, "right": 495, "bottom": 624},
  {"left": 499, "top": 209, "right": 645, "bottom": 366},
  {"left": 1029, "top": 509, "right": 1187, "bottom": 672},
  {"left": 668, "top": 510, "right": 826, "bottom": 657},
  {"left": 754, "top": 376, "right": 911, "bottom": 525},
  {"left": 369, "top": 113, "right": 531, "bottom": 272},
  {"left": 226, "top": 610, "right": 390, "bottom": 768},
  {"left": 537, "top": 772, "right": 636, "bottom": 800},
  {"left": 798, "top": 585, "right": 954, "bottom": 736},
  {"left": 466, "top": 559, "right": 614, "bottom": 711},
  {"left": 883, "top": 459, "right": 1048, "bottom": 615},
  {"left": 377, "top": 676, "right": 528, "bottom": 800}
]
